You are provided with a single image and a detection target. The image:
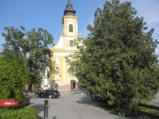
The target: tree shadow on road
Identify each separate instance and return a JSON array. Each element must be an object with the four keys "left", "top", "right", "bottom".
[
  {"left": 30, "top": 104, "right": 44, "bottom": 113},
  {"left": 70, "top": 90, "right": 82, "bottom": 95},
  {"left": 76, "top": 95, "right": 156, "bottom": 119},
  {"left": 52, "top": 116, "right": 57, "bottom": 119},
  {"left": 39, "top": 116, "right": 43, "bottom": 119},
  {"left": 76, "top": 96, "right": 139, "bottom": 119},
  {"left": 76, "top": 93, "right": 109, "bottom": 110},
  {"left": 30, "top": 103, "right": 44, "bottom": 119}
]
